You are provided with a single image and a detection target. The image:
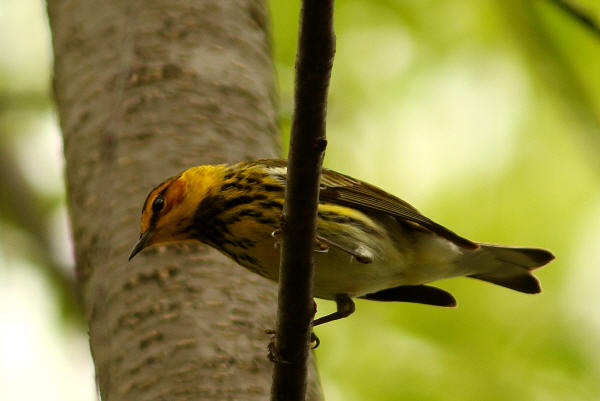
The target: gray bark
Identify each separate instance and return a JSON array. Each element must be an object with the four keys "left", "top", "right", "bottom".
[{"left": 47, "top": 0, "right": 322, "bottom": 400}]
